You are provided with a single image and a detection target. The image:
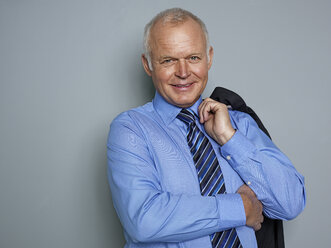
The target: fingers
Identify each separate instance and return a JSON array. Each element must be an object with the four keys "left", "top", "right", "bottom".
[
  {"left": 237, "top": 184, "right": 251, "bottom": 194},
  {"left": 239, "top": 184, "right": 264, "bottom": 231},
  {"left": 237, "top": 184, "right": 257, "bottom": 198},
  {"left": 198, "top": 98, "right": 234, "bottom": 145},
  {"left": 250, "top": 209, "right": 263, "bottom": 231},
  {"left": 253, "top": 200, "right": 264, "bottom": 231},
  {"left": 253, "top": 214, "right": 264, "bottom": 231},
  {"left": 198, "top": 98, "right": 211, "bottom": 123},
  {"left": 254, "top": 223, "right": 262, "bottom": 231},
  {"left": 198, "top": 98, "right": 225, "bottom": 123}
]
